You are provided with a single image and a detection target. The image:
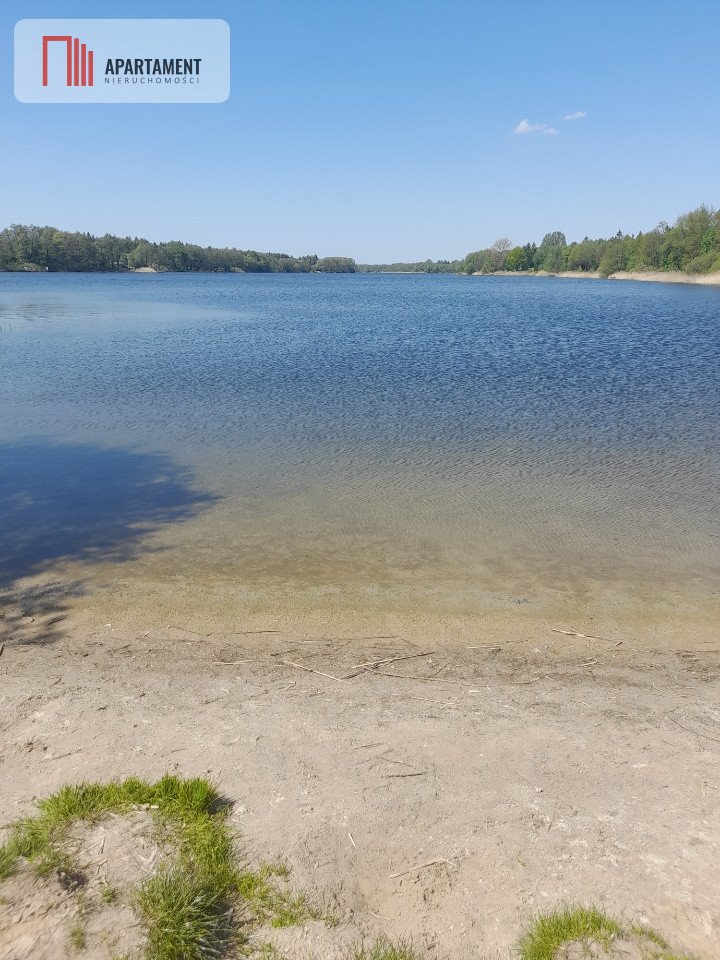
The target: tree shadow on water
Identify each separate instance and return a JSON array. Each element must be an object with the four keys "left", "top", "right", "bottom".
[{"left": 0, "top": 440, "right": 218, "bottom": 646}]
